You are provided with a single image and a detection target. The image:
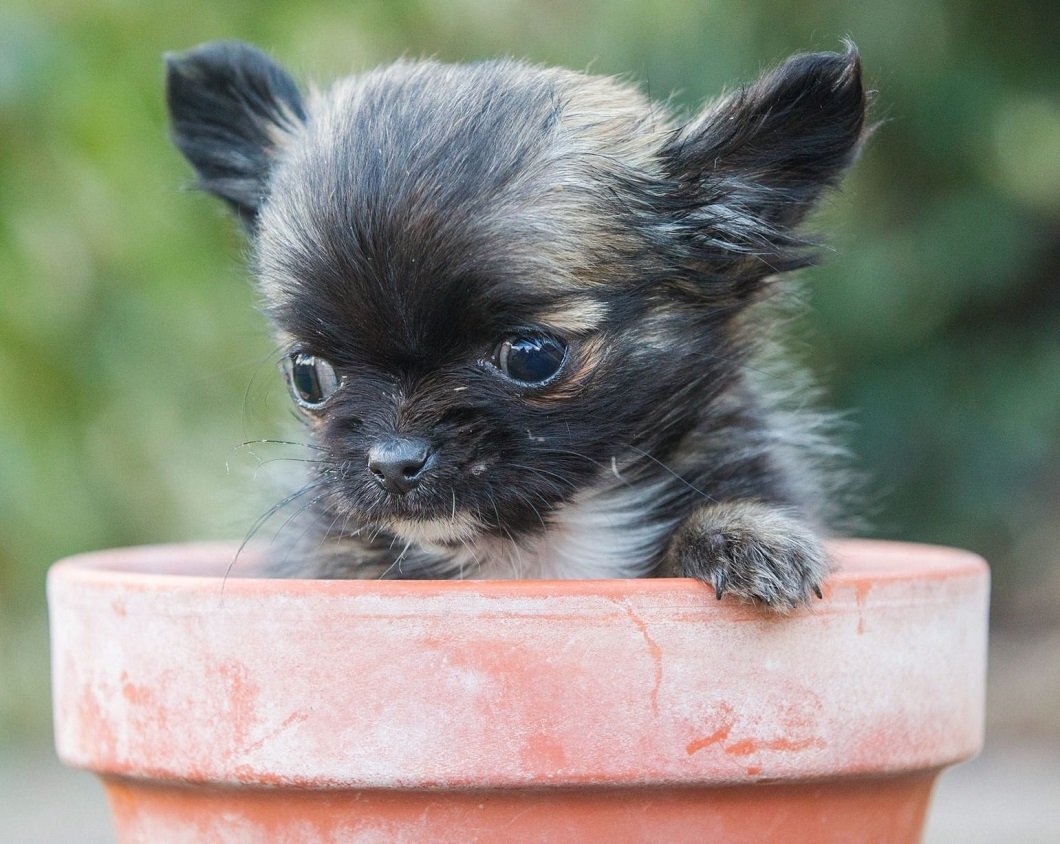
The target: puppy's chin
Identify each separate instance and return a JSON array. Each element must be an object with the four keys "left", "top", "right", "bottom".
[{"left": 386, "top": 513, "right": 482, "bottom": 546}]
